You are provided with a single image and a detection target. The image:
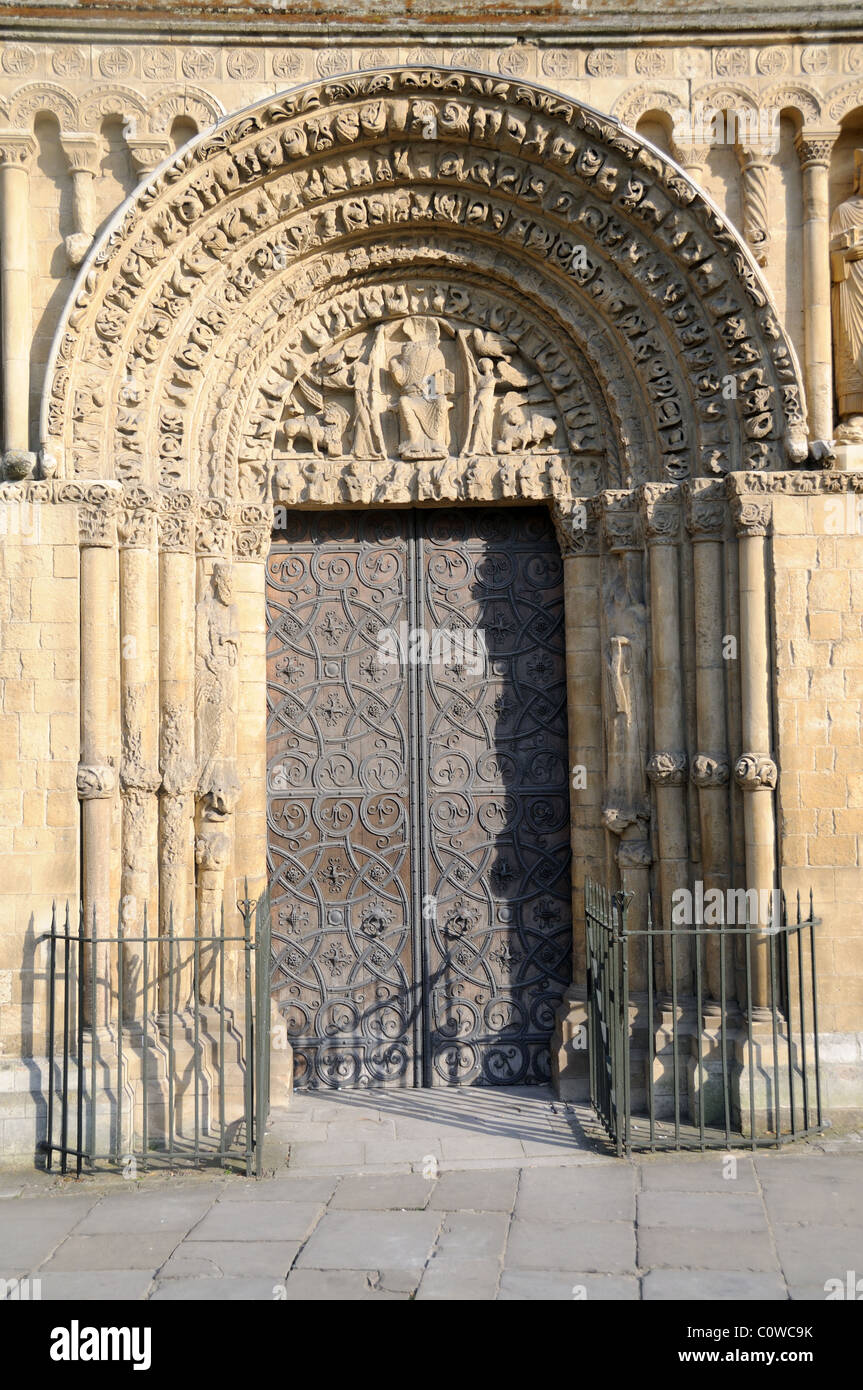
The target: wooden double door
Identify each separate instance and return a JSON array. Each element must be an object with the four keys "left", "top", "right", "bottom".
[{"left": 265, "top": 508, "right": 571, "bottom": 1088}]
